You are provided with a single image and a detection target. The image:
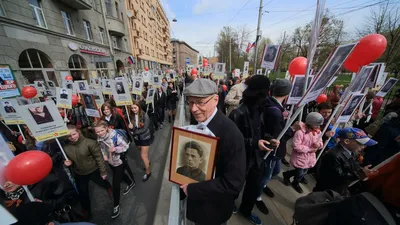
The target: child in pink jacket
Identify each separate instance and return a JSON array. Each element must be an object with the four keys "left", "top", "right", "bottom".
[{"left": 283, "top": 112, "right": 324, "bottom": 193}]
